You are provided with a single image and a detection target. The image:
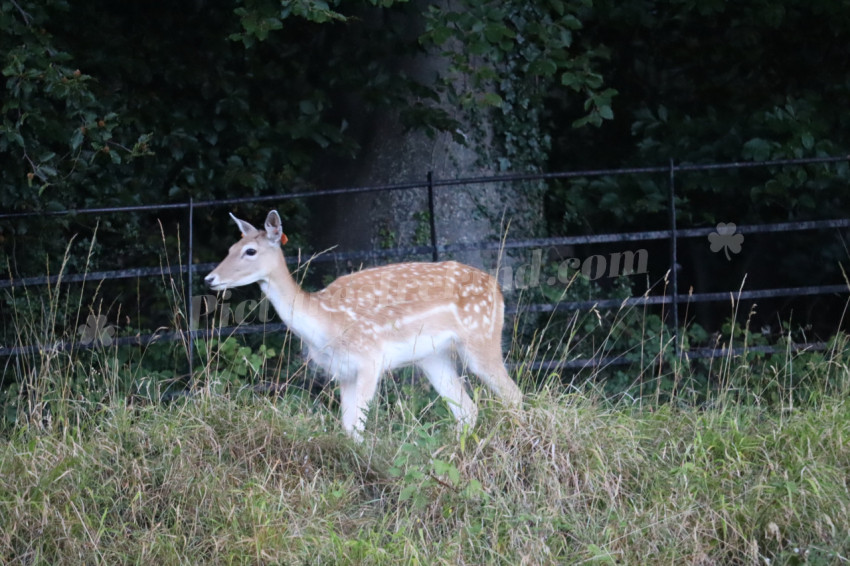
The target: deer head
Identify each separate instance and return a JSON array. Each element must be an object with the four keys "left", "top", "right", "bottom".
[{"left": 204, "top": 210, "right": 289, "bottom": 291}]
